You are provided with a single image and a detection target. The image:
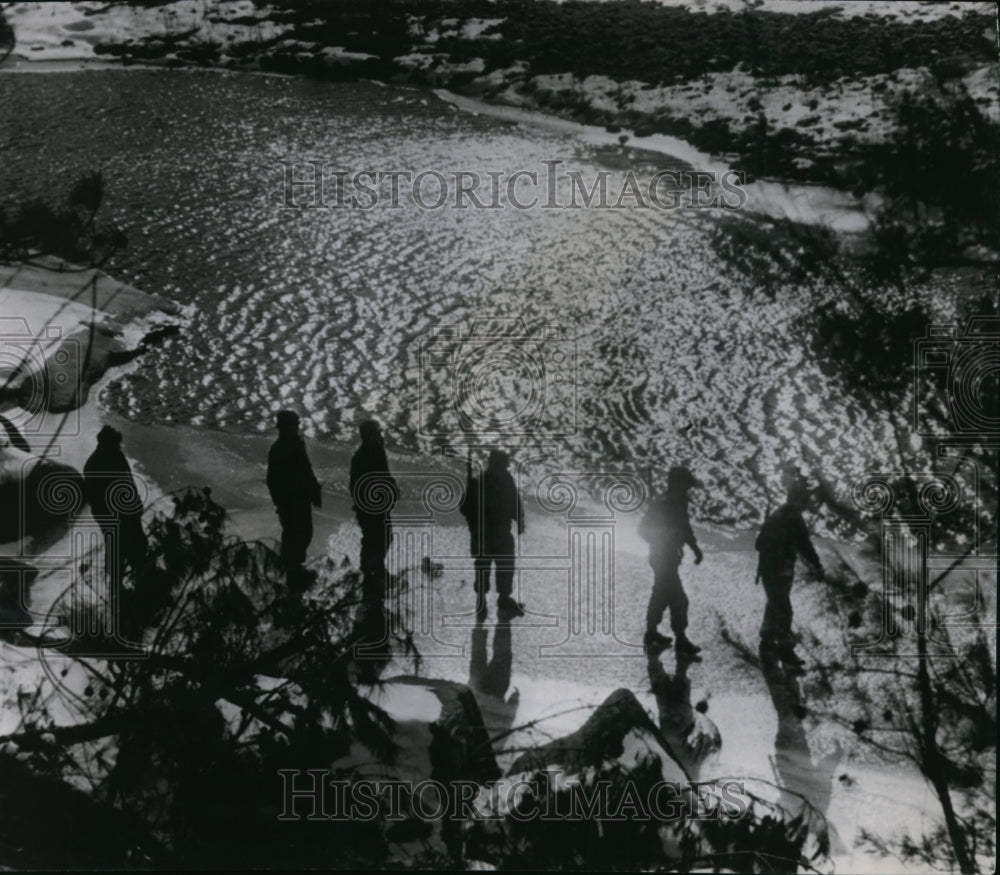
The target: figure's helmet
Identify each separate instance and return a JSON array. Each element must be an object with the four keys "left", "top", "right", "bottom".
[
  {"left": 666, "top": 465, "right": 701, "bottom": 489},
  {"left": 97, "top": 425, "right": 123, "bottom": 446},
  {"left": 786, "top": 478, "right": 811, "bottom": 507},
  {"left": 487, "top": 449, "right": 510, "bottom": 470},
  {"left": 359, "top": 419, "right": 382, "bottom": 442},
  {"left": 276, "top": 410, "right": 300, "bottom": 433}
]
